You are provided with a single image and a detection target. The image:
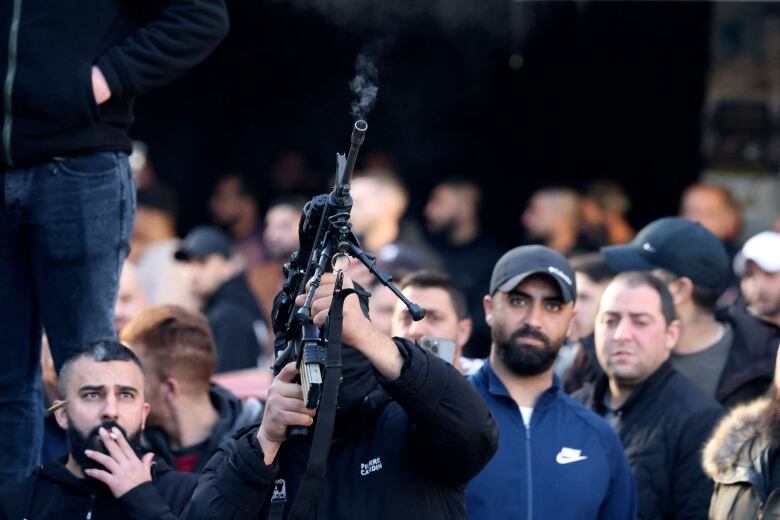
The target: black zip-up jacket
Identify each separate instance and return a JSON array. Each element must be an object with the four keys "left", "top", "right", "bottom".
[
  {"left": 0, "top": 456, "right": 199, "bottom": 519},
  {"left": 0, "top": 0, "right": 229, "bottom": 169},
  {"left": 576, "top": 361, "right": 724, "bottom": 520},
  {"left": 716, "top": 299, "right": 780, "bottom": 408},
  {"left": 144, "top": 383, "right": 264, "bottom": 473},
  {"left": 186, "top": 339, "right": 499, "bottom": 519}
]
